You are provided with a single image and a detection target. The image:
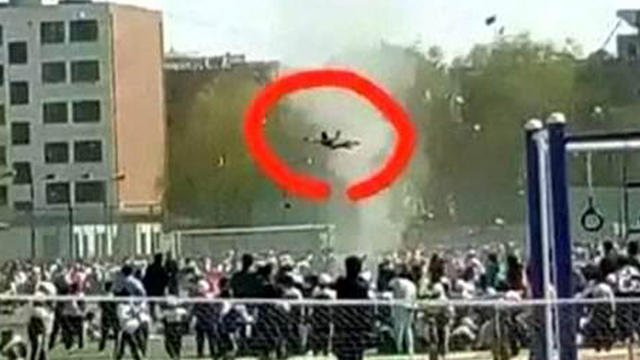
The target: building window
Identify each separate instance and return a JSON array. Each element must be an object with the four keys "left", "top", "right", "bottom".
[
  {"left": 72, "top": 101, "right": 100, "bottom": 123},
  {"left": 70, "top": 20, "right": 98, "bottom": 42},
  {"left": 41, "top": 21, "right": 65, "bottom": 44},
  {"left": 75, "top": 181, "right": 104, "bottom": 203},
  {"left": 74, "top": 140, "right": 101, "bottom": 162},
  {"left": 8, "top": 42, "right": 27, "bottom": 65},
  {"left": 0, "top": 186, "right": 7, "bottom": 206},
  {"left": 0, "top": 105, "right": 6, "bottom": 126},
  {"left": 11, "top": 123, "right": 29, "bottom": 145},
  {"left": 44, "top": 142, "right": 68, "bottom": 164},
  {"left": 43, "top": 102, "right": 68, "bottom": 124},
  {"left": 46, "top": 182, "right": 70, "bottom": 204},
  {"left": 629, "top": 43, "right": 638, "bottom": 60},
  {"left": 10, "top": 82, "right": 29, "bottom": 105},
  {"left": 12, "top": 162, "right": 31, "bottom": 185},
  {"left": 14, "top": 201, "right": 32, "bottom": 211},
  {"left": 71, "top": 60, "right": 99, "bottom": 83},
  {"left": 0, "top": 146, "right": 6, "bottom": 167},
  {"left": 42, "top": 62, "right": 66, "bottom": 84}
]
